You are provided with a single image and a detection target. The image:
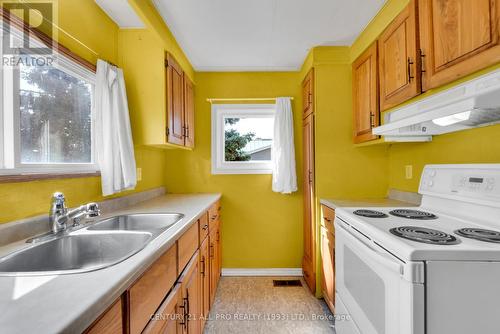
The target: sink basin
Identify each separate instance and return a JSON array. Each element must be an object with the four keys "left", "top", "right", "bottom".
[
  {"left": 0, "top": 232, "right": 152, "bottom": 275},
  {"left": 88, "top": 213, "right": 183, "bottom": 235}
]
